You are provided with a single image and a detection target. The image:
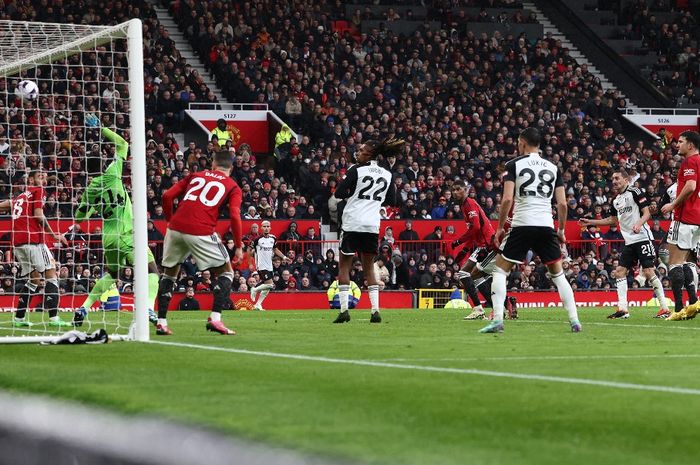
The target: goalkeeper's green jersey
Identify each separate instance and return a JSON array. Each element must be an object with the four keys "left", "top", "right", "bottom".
[{"left": 76, "top": 127, "right": 133, "bottom": 247}]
